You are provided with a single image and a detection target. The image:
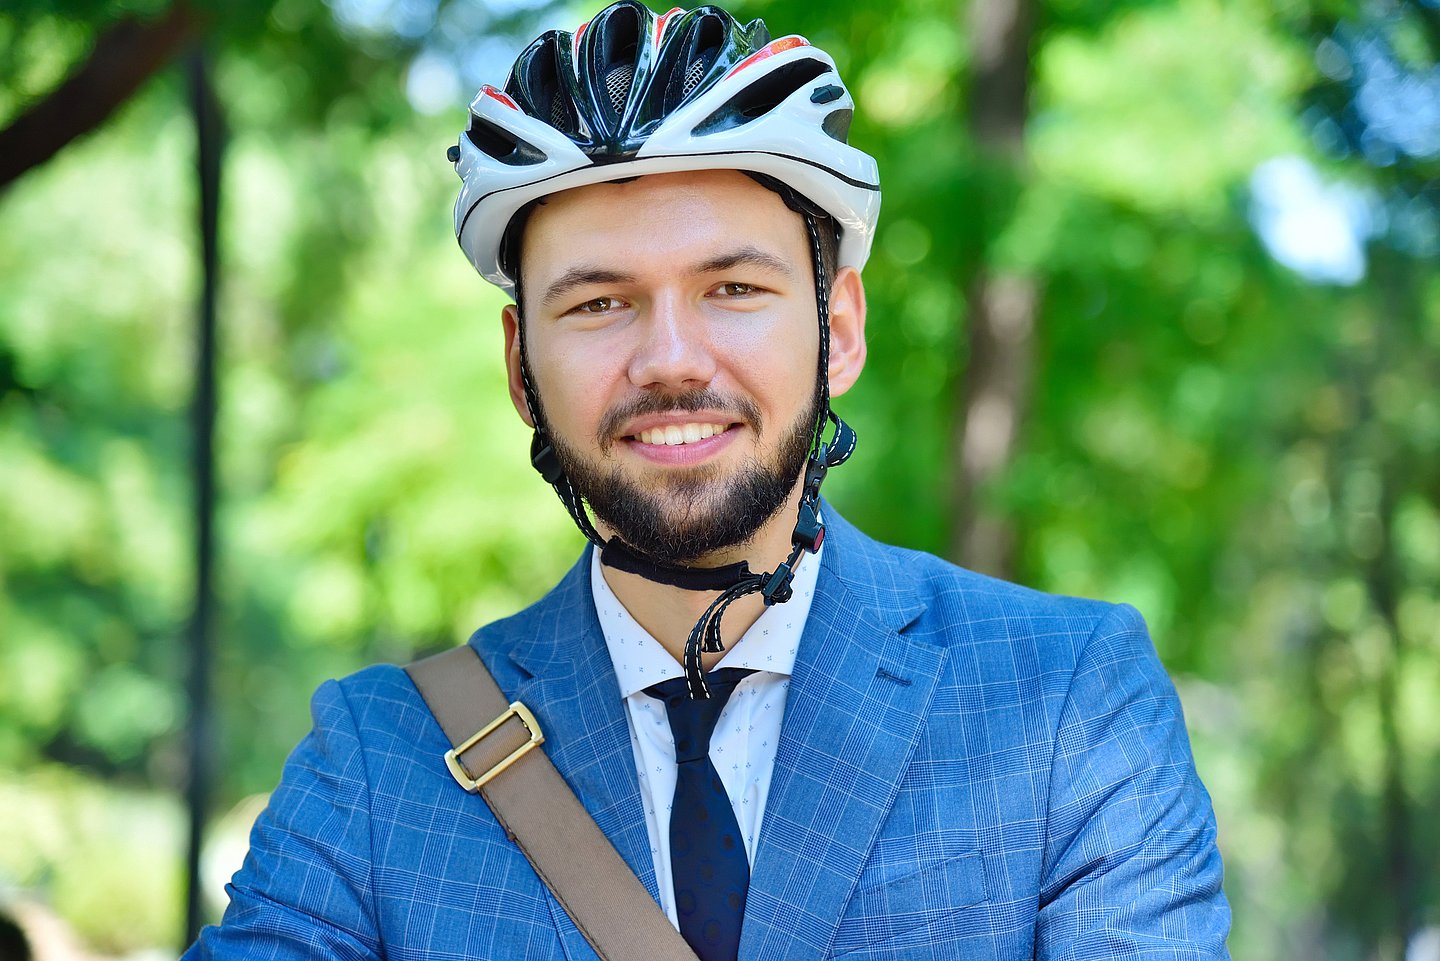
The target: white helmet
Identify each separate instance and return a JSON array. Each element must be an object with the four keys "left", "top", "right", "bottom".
[{"left": 450, "top": 0, "right": 881, "bottom": 296}]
